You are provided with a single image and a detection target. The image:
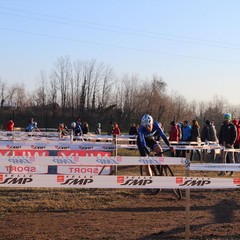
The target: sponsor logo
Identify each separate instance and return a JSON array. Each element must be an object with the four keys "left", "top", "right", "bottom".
[
  {"left": 58, "top": 175, "right": 94, "bottom": 185},
  {"left": 57, "top": 175, "right": 65, "bottom": 182},
  {"left": 117, "top": 176, "right": 125, "bottom": 184},
  {"left": 118, "top": 176, "right": 153, "bottom": 186},
  {"left": 8, "top": 157, "right": 35, "bottom": 164},
  {"left": 53, "top": 157, "right": 79, "bottom": 164},
  {"left": 102, "top": 146, "right": 116, "bottom": 150},
  {"left": 6, "top": 143, "right": 22, "bottom": 149},
  {"left": 78, "top": 146, "right": 94, "bottom": 150},
  {"left": 95, "top": 156, "right": 120, "bottom": 165},
  {"left": 55, "top": 144, "right": 70, "bottom": 149},
  {"left": 68, "top": 167, "right": 99, "bottom": 174},
  {"left": 233, "top": 178, "right": 240, "bottom": 185},
  {"left": 176, "top": 177, "right": 183, "bottom": 184},
  {"left": 138, "top": 156, "right": 164, "bottom": 165},
  {"left": 57, "top": 151, "right": 111, "bottom": 157},
  {"left": 31, "top": 143, "right": 47, "bottom": 149},
  {"left": 178, "top": 177, "right": 211, "bottom": 187},
  {"left": 0, "top": 174, "right": 33, "bottom": 185},
  {"left": 5, "top": 166, "right": 37, "bottom": 173},
  {"left": 0, "top": 150, "right": 49, "bottom": 157}
]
